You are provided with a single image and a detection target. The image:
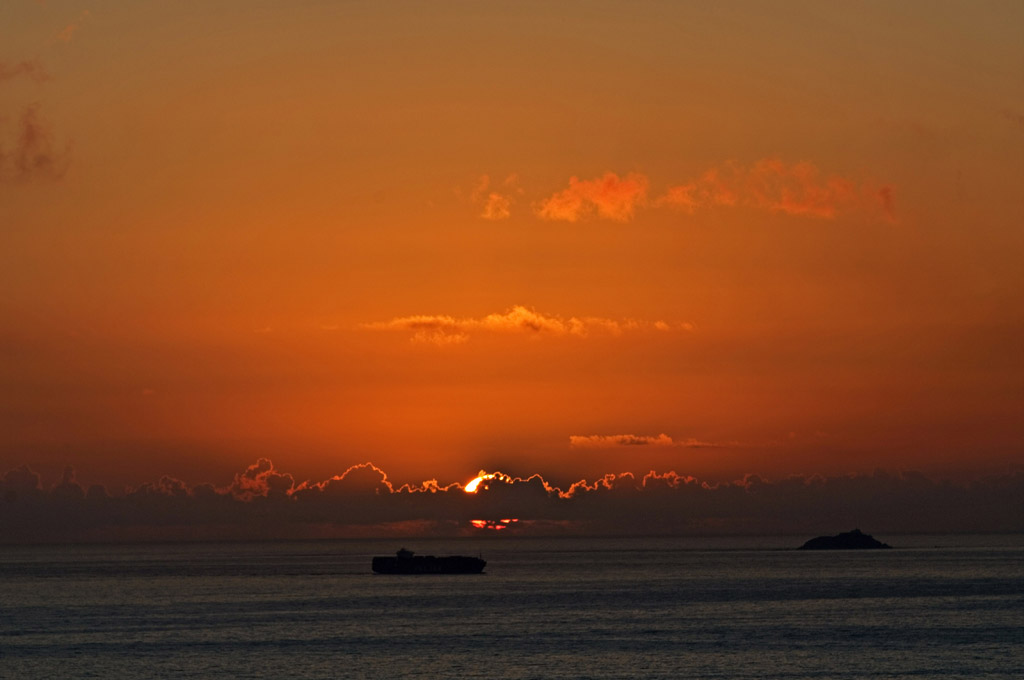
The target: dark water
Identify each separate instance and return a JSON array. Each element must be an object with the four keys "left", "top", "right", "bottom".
[{"left": 1, "top": 536, "right": 1021, "bottom": 678}]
